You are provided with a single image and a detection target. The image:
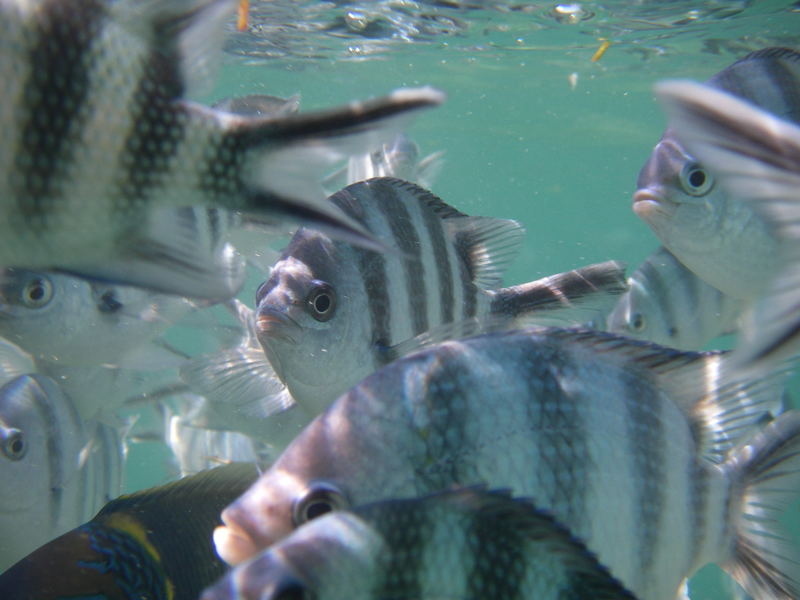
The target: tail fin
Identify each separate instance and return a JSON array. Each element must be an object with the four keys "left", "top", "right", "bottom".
[
  {"left": 489, "top": 260, "right": 628, "bottom": 326},
  {"left": 723, "top": 410, "right": 800, "bottom": 599},
  {"left": 229, "top": 87, "right": 445, "bottom": 250}
]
